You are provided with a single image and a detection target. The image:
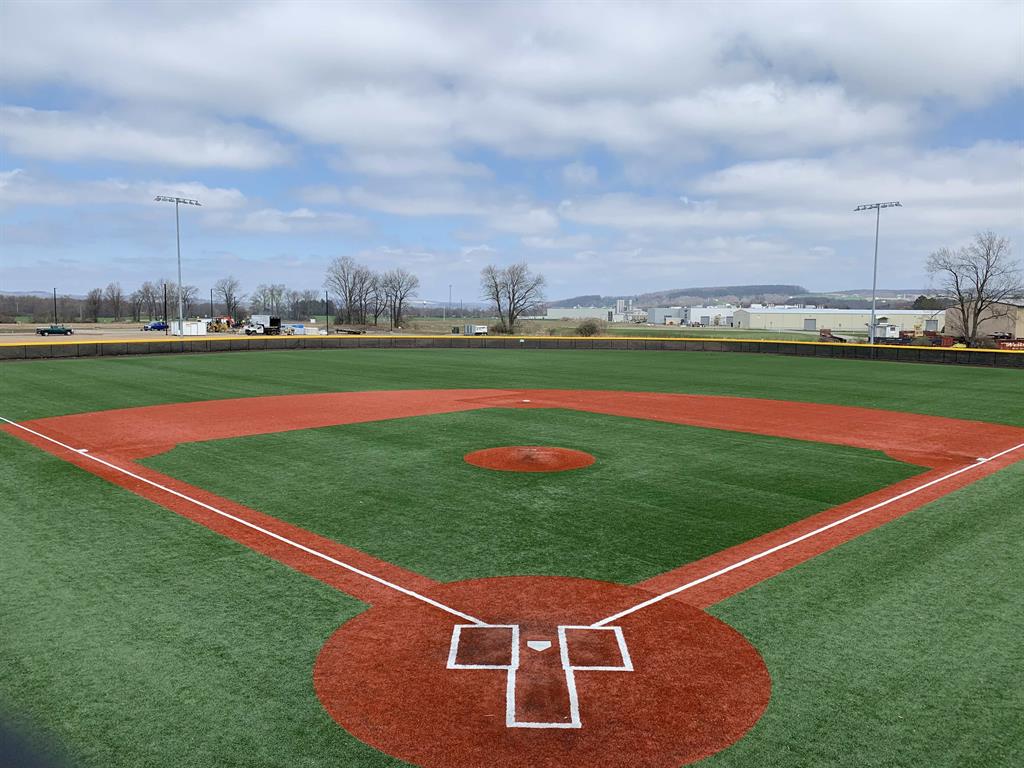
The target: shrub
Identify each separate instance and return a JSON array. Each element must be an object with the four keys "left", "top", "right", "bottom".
[{"left": 575, "top": 319, "right": 606, "bottom": 337}]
